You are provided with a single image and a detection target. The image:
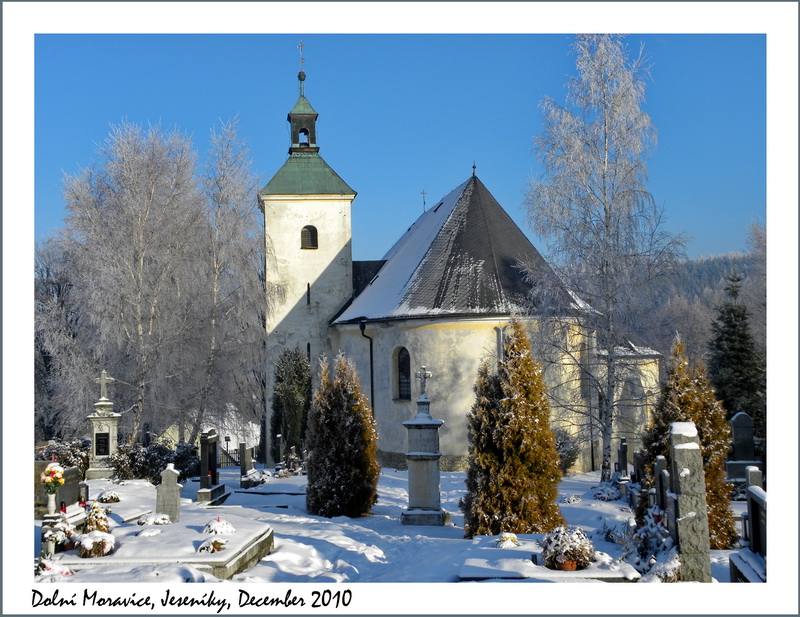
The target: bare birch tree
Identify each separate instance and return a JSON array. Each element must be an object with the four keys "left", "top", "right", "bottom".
[
  {"left": 525, "top": 34, "right": 685, "bottom": 481},
  {"left": 61, "top": 123, "right": 206, "bottom": 444}
]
